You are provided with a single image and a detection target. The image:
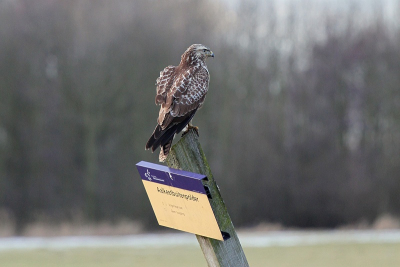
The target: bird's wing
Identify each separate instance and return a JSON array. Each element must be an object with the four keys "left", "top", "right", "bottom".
[
  {"left": 155, "top": 65, "right": 176, "bottom": 106},
  {"left": 170, "top": 67, "right": 209, "bottom": 118},
  {"left": 157, "top": 66, "right": 209, "bottom": 130},
  {"left": 155, "top": 65, "right": 177, "bottom": 126}
]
